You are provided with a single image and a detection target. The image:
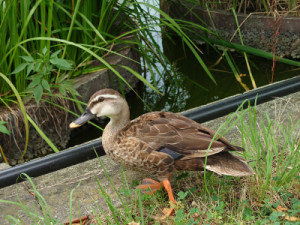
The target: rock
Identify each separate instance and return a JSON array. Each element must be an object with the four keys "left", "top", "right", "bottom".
[{"left": 0, "top": 163, "right": 11, "bottom": 171}]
